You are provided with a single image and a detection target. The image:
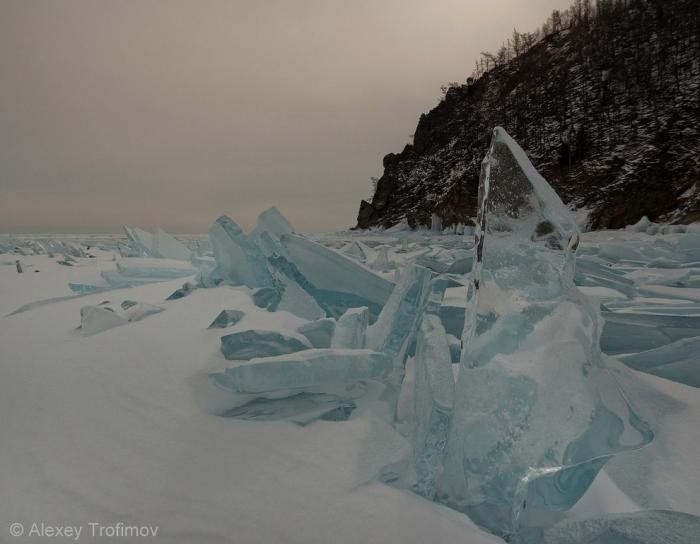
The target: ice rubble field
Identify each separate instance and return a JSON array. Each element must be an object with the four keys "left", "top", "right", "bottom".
[{"left": 1, "top": 132, "right": 700, "bottom": 543}]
